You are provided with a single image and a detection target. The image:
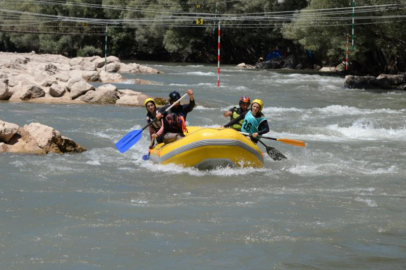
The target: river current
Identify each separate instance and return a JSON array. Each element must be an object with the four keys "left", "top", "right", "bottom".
[{"left": 1, "top": 63, "right": 406, "bottom": 270}]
